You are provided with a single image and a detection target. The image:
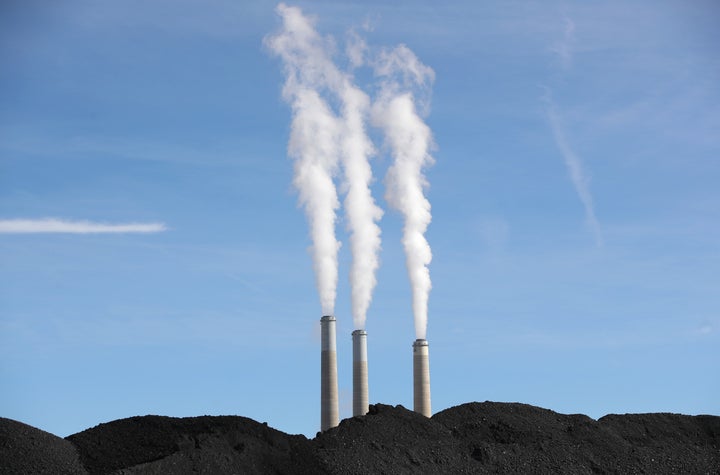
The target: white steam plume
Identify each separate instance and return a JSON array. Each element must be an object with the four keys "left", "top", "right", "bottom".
[
  {"left": 341, "top": 85, "right": 383, "bottom": 330},
  {"left": 266, "top": 4, "right": 342, "bottom": 316},
  {"left": 372, "top": 45, "right": 435, "bottom": 340},
  {"left": 267, "top": 4, "right": 383, "bottom": 324},
  {"left": 289, "top": 88, "right": 342, "bottom": 315},
  {"left": 339, "top": 25, "right": 383, "bottom": 330}
]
